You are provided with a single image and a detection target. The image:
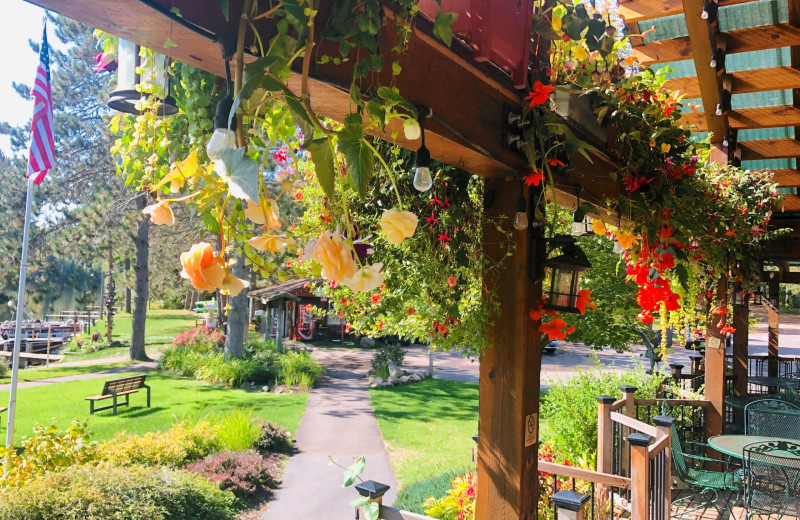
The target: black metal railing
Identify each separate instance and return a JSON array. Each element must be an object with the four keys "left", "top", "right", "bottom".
[
  {"left": 648, "top": 448, "right": 668, "bottom": 520},
  {"left": 540, "top": 467, "right": 626, "bottom": 520}
]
